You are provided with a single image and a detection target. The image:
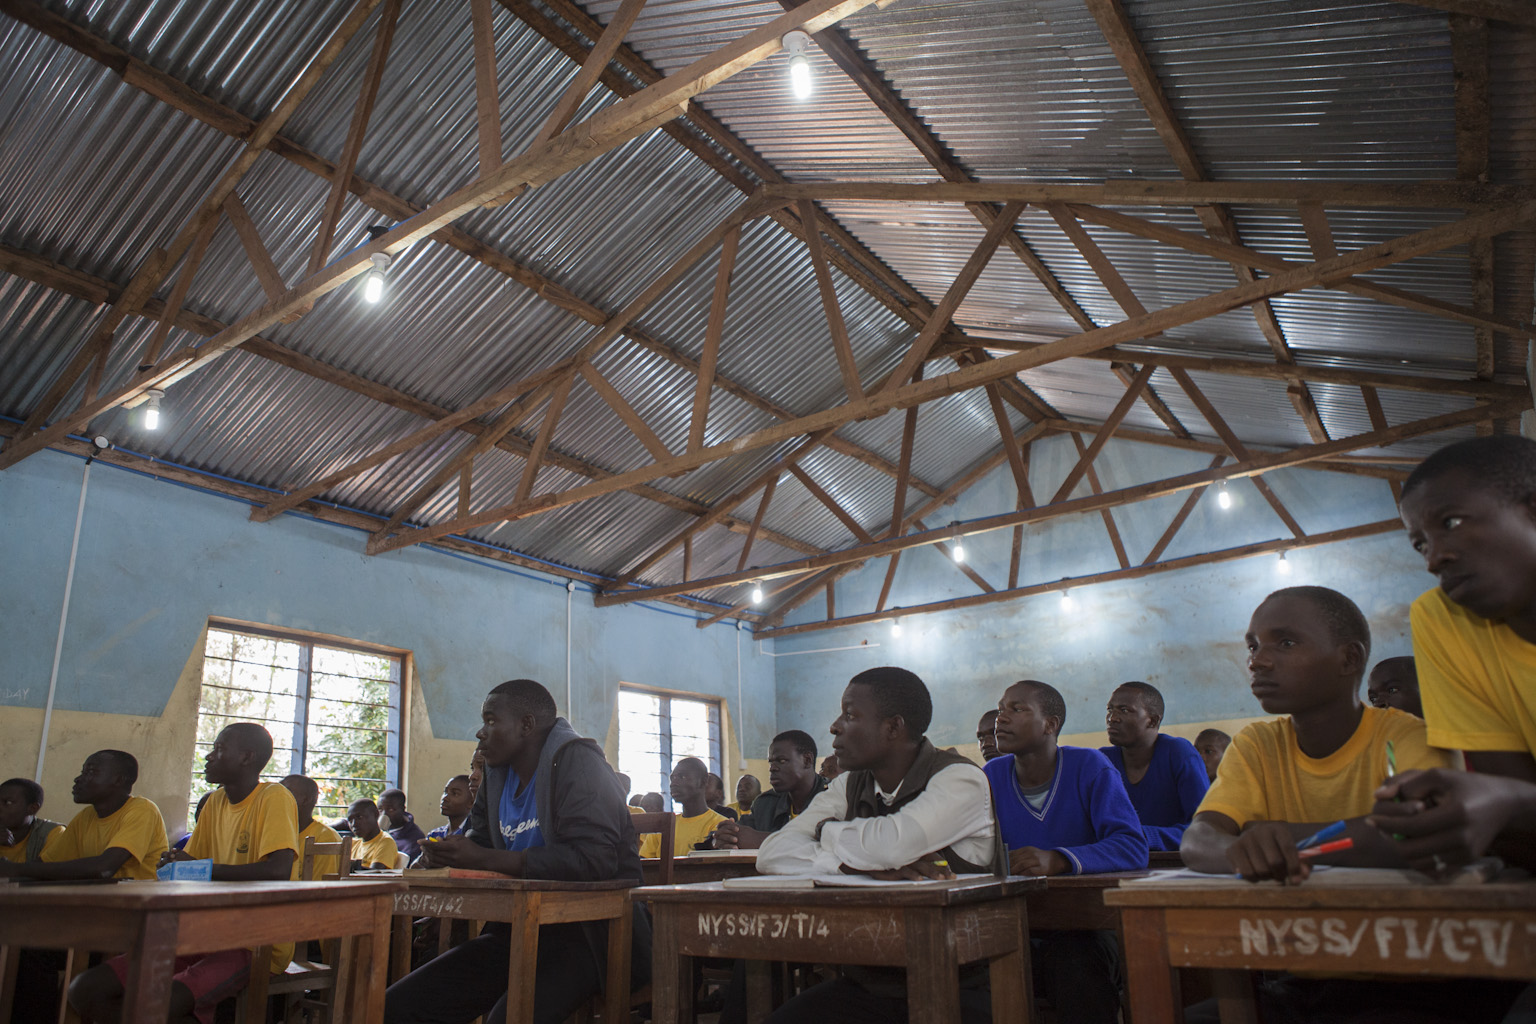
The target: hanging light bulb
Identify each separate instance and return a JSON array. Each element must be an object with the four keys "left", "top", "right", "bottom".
[
  {"left": 890, "top": 618, "right": 902, "bottom": 638},
  {"left": 783, "top": 30, "right": 814, "bottom": 99},
  {"left": 1217, "top": 481, "right": 1232, "bottom": 510},
  {"left": 950, "top": 521, "right": 965, "bottom": 563},
  {"left": 363, "top": 251, "right": 391, "bottom": 303},
  {"left": 143, "top": 389, "right": 165, "bottom": 431},
  {"left": 1277, "top": 551, "right": 1292, "bottom": 575},
  {"left": 1060, "top": 589, "right": 1073, "bottom": 610},
  {"left": 751, "top": 583, "right": 764, "bottom": 604}
]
